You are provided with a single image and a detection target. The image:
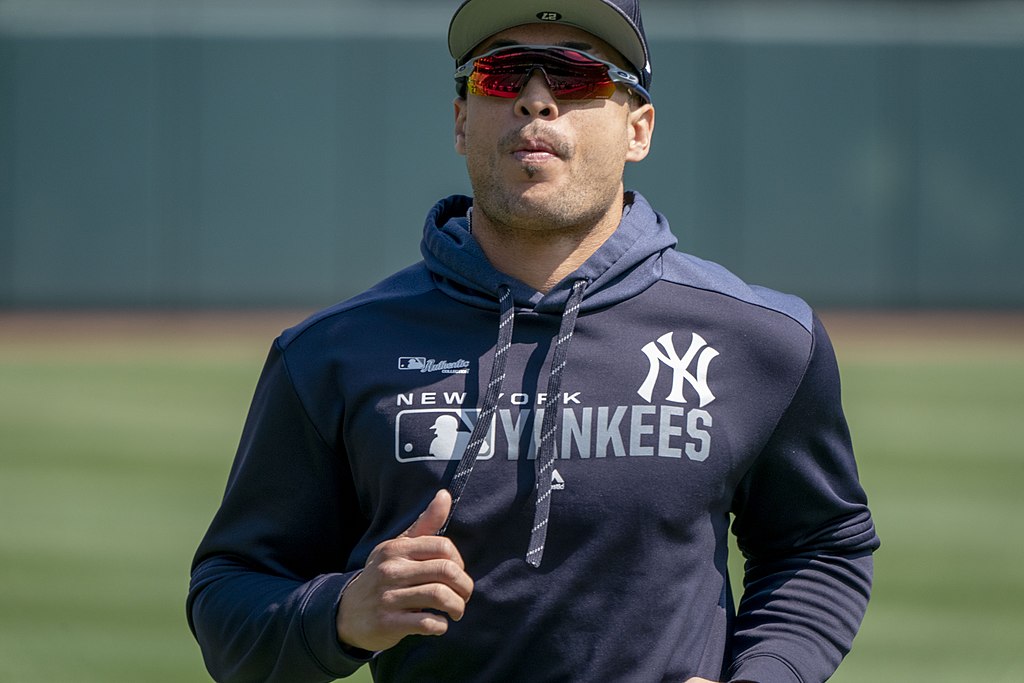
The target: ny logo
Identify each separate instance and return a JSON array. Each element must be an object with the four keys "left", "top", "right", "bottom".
[{"left": 638, "top": 332, "right": 719, "bottom": 407}]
